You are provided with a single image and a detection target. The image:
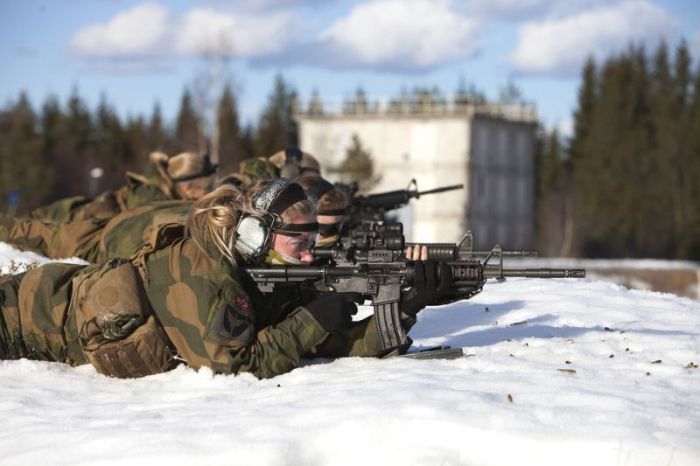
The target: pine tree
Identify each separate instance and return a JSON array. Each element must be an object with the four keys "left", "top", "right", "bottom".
[
  {"left": 0, "top": 93, "right": 46, "bottom": 213},
  {"left": 255, "top": 74, "right": 298, "bottom": 157},
  {"left": 59, "top": 87, "right": 93, "bottom": 198},
  {"left": 39, "top": 95, "right": 63, "bottom": 203},
  {"left": 147, "top": 102, "right": 168, "bottom": 153},
  {"left": 534, "top": 128, "right": 570, "bottom": 255},
  {"left": 216, "top": 84, "right": 244, "bottom": 174},
  {"left": 94, "top": 94, "right": 126, "bottom": 191},
  {"left": 649, "top": 42, "right": 680, "bottom": 253},
  {"left": 240, "top": 123, "right": 256, "bottom": 162},
  {"left": 123, "top": 116, "right": 148, "bottom": 175},
  {"left": 175, "top": 88, "right": 201, "bottom": 153},
  {"left": 576, "top": 49, "right": 644, "bottom": 256},
  {"left": 337, "top": 134, "right": 381, "bottom": 194},
  {"left": 681, "top": 60, "right": 700, "bottom": 258},
  {"left": 569, "top": 57, "right": 598, "bottom": 256},
  {"left": 569, "top": 44, "right": 696, "bottom": 258},
  {"left": 671, "top": 41, "right": 698, "bottom": 258}
]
